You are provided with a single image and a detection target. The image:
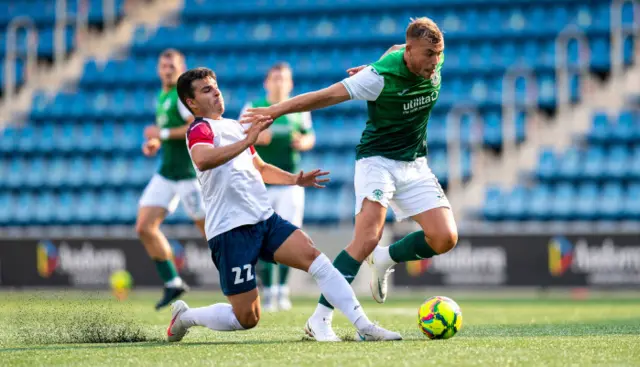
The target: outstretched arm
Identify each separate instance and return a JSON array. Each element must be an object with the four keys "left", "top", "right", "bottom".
[
  {"left": 242, "top": 69, "right": 384, "bottom": 123},
  {"left": 253, "top": 154, "right": 330, "bottom": 188},
  {"left": 242, "top": 83, "right": 350, "bottom": 122}
]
